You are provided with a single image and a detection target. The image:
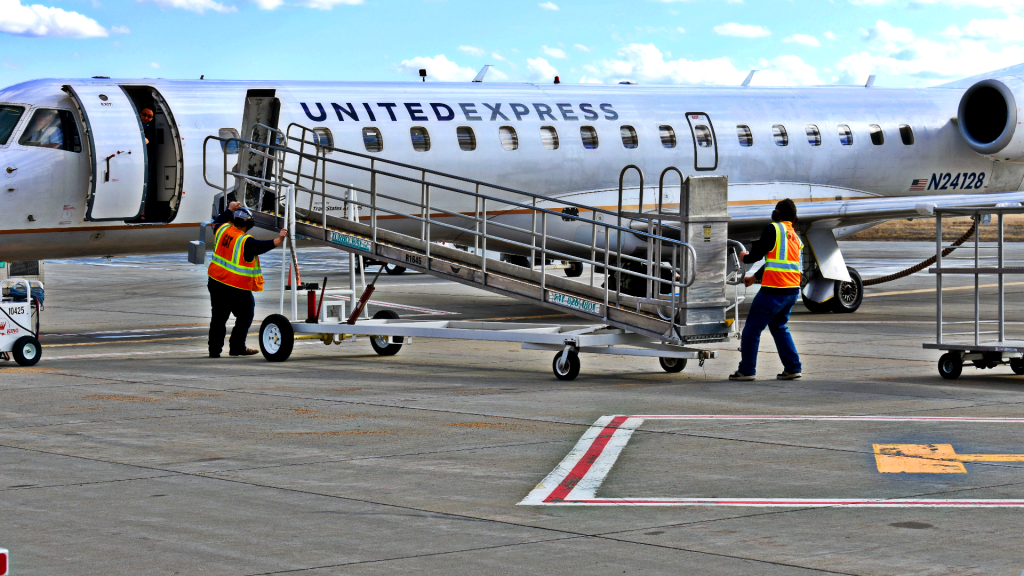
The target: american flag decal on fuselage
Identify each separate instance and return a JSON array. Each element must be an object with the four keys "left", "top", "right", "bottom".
[{"left": 910, "top": 178, "right": 928, "bottom": 191}]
